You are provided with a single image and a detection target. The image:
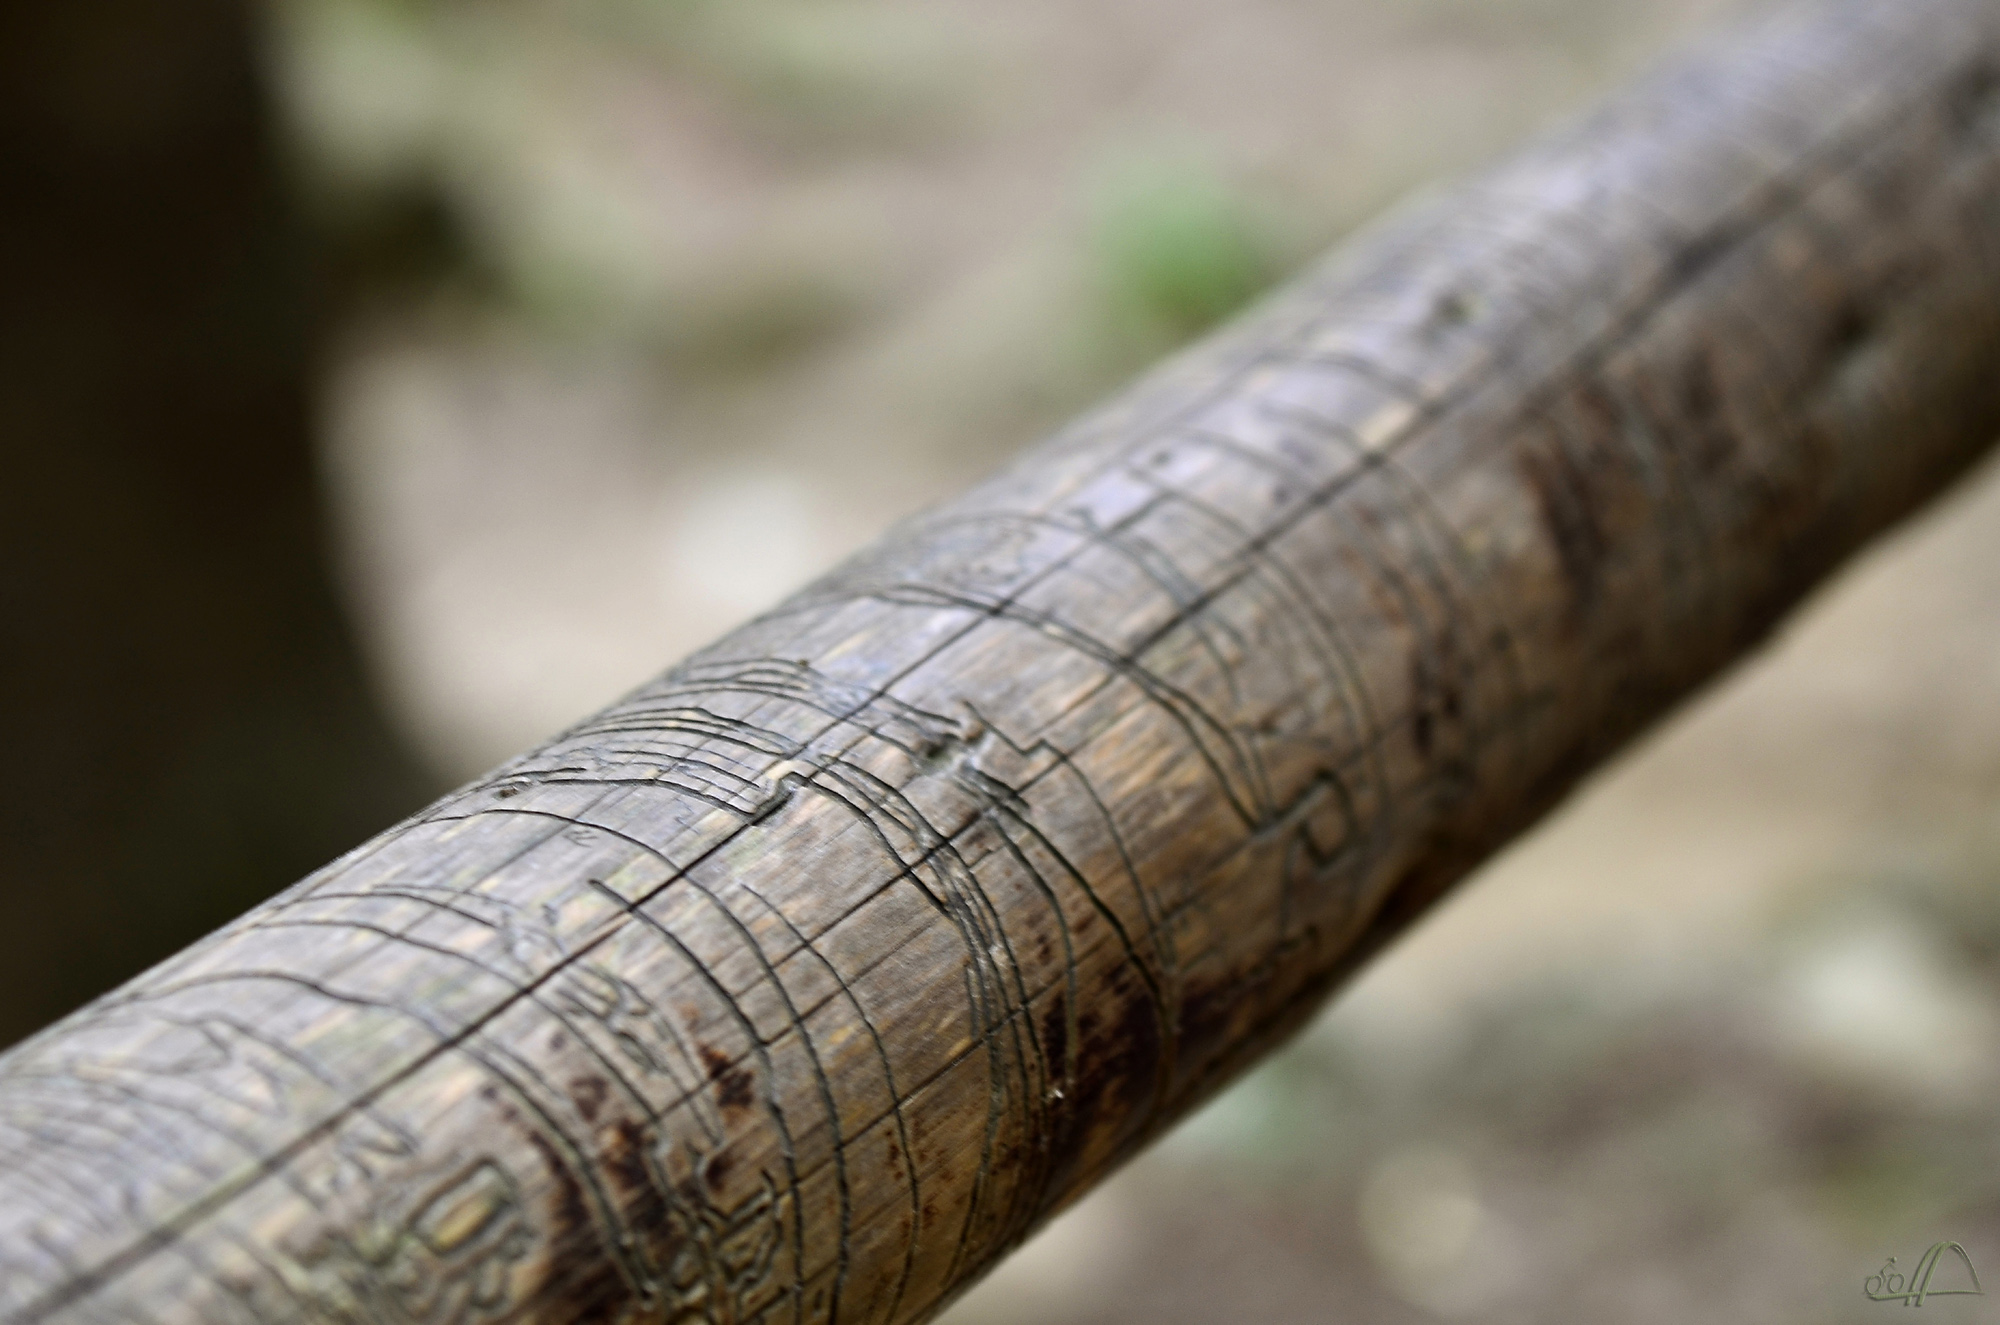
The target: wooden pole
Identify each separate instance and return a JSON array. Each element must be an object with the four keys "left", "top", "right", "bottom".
[{"left": 6, "top": 0, "right": 2000, "bottom": 1319}]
